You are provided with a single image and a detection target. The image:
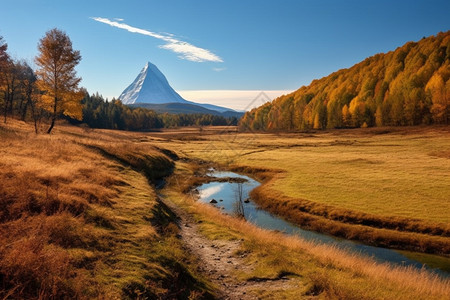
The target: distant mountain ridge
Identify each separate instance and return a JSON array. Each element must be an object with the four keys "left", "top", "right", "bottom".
[
  {"left": 129, "top": 102, "right": 243, "bottom": 118},
  {"left": 240, "top": 31, "right": 450, "bottom": 131},
  {"left": 119, "top": 62, "right": 237, "bottom": 115}
]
